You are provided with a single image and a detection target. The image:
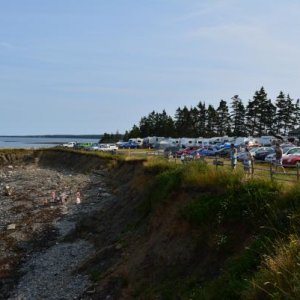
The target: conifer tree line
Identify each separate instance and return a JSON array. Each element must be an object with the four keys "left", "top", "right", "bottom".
[{"left": 124, "top": 87, "right": 300, "bottom": 140}]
